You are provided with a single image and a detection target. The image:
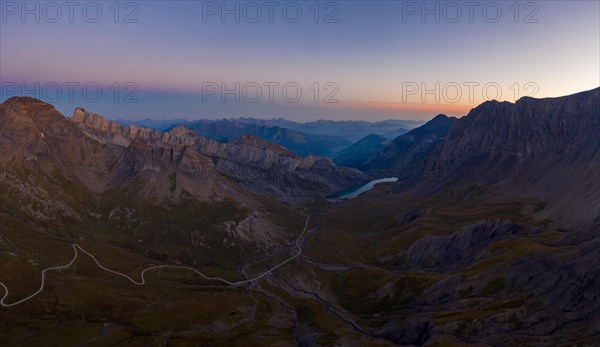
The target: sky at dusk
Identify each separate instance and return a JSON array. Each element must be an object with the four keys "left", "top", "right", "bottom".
[{"left": 1, "top": 0, "right": 599, "bottom": 121}]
